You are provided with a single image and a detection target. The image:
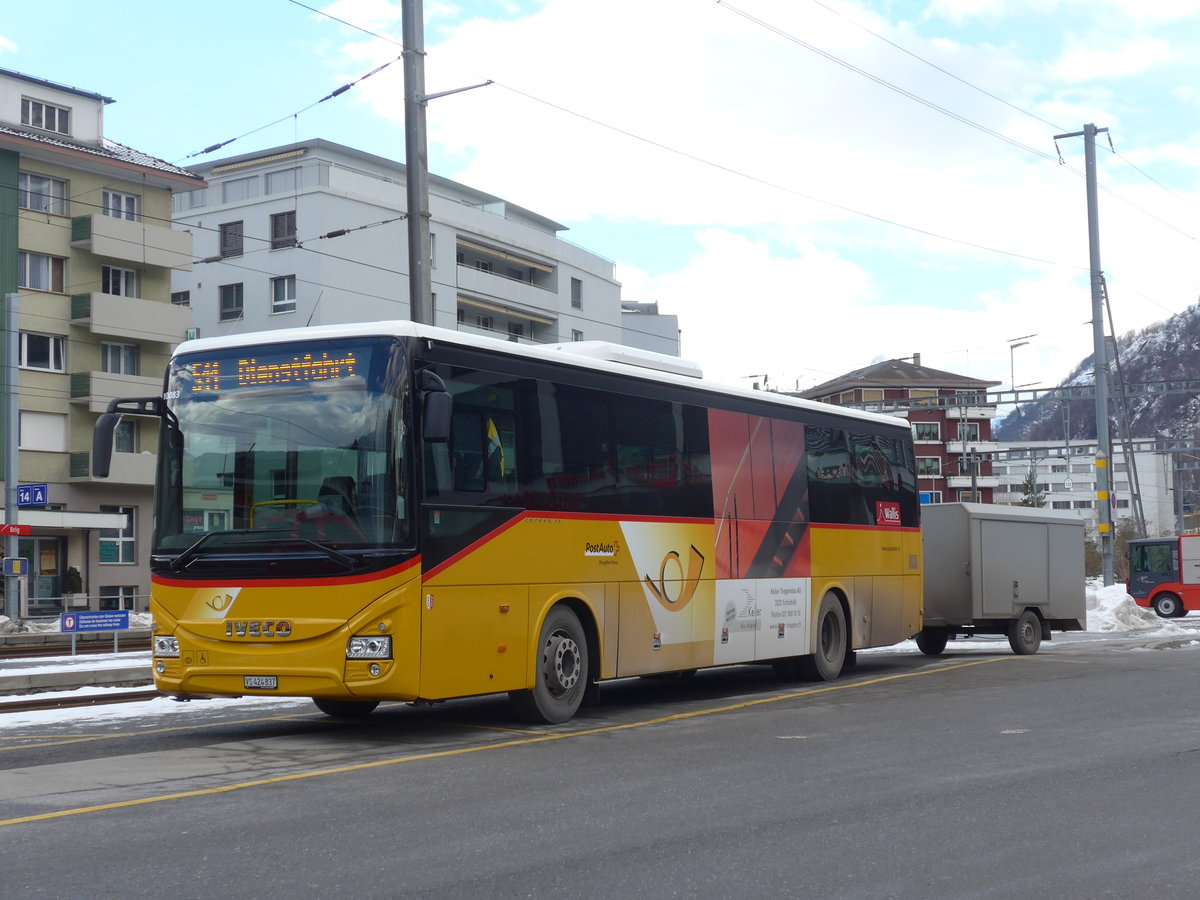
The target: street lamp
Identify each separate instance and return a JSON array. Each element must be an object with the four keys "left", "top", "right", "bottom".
[{"left": 1008, "top": 334, "right": 1036, "bottom": 392}]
